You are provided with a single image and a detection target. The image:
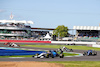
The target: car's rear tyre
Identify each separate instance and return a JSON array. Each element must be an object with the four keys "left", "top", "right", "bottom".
[
  {"left": 73, "top": 43, "right": 75, "bottom": 45},
  {"left": 83, "top": 52, "right": 86, "bottom": 56},
  {"left": 51, "top": 54, "right": 54, "bottom": 58},
  {"left": 32, "top": 56, "right": 34, "bottom": 58},
  {"left": 59, "top": 54, "right": 64, "bottom": 58},
  {"left": 93, "top": 52, "right": 97, "bottom": 56},
  {"left": 95, "top": 52, "right": 97, "bottom": 55},
  {"left": 70, "top": 49, "right": 73, "bottom": 52}
]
